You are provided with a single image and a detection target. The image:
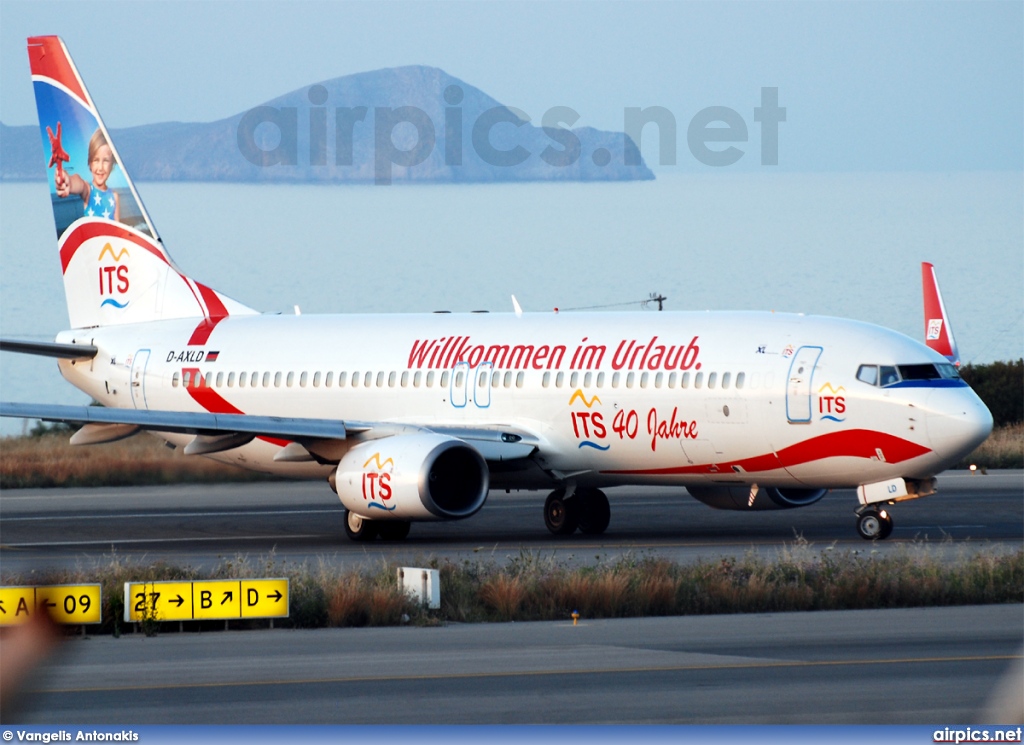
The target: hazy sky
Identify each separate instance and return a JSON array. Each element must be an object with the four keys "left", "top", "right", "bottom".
[{"left": 1, "top": 0, "right": 1021, "bottom": 172}]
